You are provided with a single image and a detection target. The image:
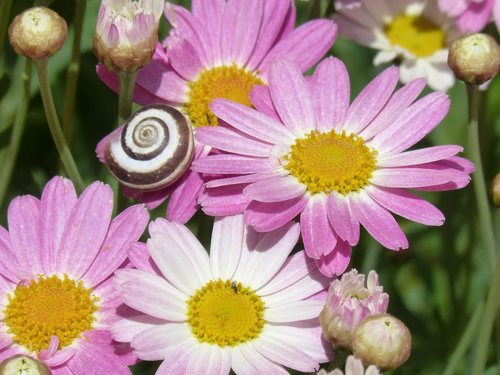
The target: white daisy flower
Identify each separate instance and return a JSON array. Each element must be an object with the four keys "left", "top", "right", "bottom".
[{"left": 333, "top": 0, "right": 464, "bottom": 90}]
